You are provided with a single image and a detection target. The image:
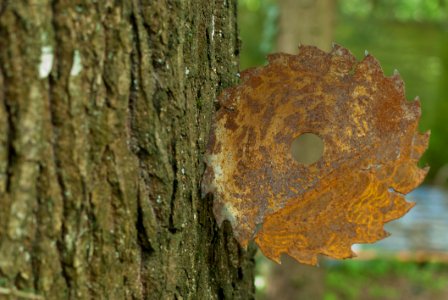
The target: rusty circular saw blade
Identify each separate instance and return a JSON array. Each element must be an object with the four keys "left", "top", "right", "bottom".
[{"left": 202, "top": 44, "right": 429, "bottom": 265}]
